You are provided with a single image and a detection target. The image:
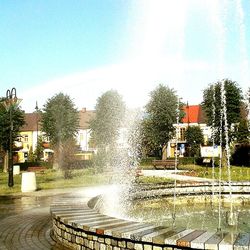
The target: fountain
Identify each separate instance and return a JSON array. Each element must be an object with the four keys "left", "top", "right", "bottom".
[
  {"left": 50, "top": 2, "right": 250, "bottom": 249},
  {"left": 50, "top": 83, "right": 250, "bottom": 249}
]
